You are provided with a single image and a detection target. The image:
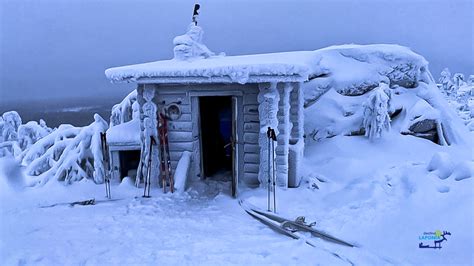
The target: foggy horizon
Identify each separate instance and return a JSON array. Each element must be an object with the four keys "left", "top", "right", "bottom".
[{"left": 1, "top": 0, "right": 473, "bottom": 103}]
